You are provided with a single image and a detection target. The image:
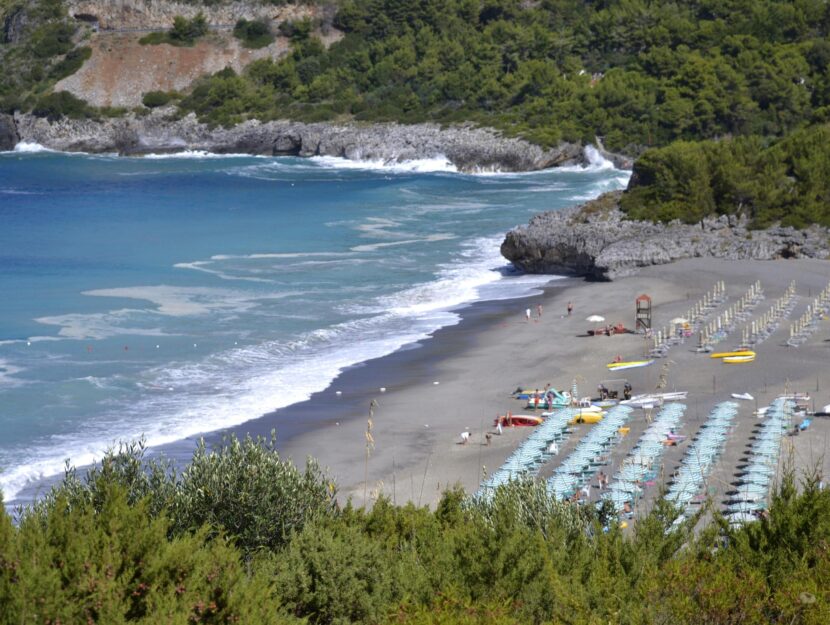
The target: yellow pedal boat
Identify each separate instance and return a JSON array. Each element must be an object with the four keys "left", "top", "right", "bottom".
[
  {"left": 710, "top": 350, "right": 755, "bottom": 359},
  {"left": 723, "top": 354, "right": 756, "bottom": 364}
]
